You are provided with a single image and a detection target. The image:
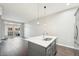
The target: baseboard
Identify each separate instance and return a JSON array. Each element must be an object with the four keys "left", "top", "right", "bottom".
[{"left": 56, "top": 43, "right": 75, "bottom": 50}]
